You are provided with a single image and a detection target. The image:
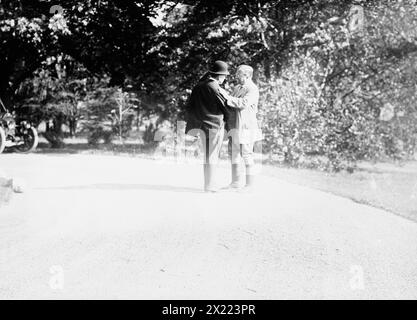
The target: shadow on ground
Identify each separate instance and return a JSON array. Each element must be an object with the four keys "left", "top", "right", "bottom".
[
  {"left": 35, "top": 142, "right": 155, "bottom": 156},
  {"left": 37, "top": 183, "right": 204, "bottom": 193}
]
